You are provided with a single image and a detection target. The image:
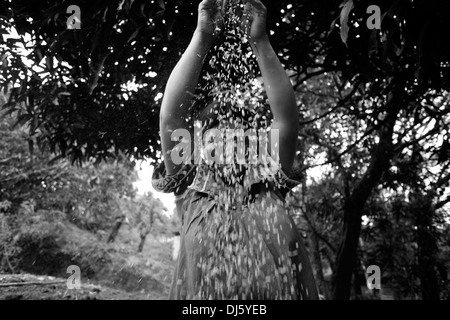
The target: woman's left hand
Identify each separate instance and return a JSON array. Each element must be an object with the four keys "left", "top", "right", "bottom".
[{"left": 240, "top": 0, "right": 268, "bottom": 40}]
